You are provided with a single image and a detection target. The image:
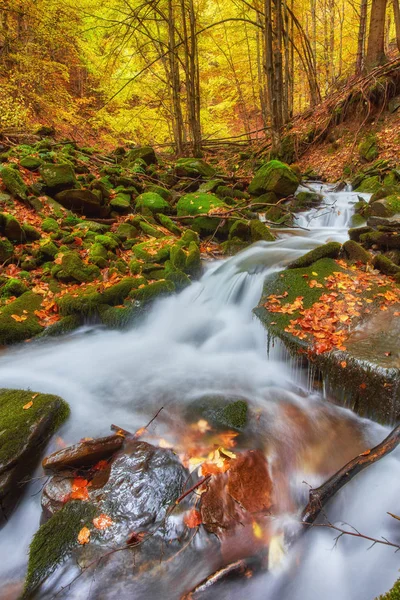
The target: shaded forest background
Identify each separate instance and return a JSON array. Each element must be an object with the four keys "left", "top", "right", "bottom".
[{"left": 1, "top": 0, "right": 399, "bottom": 154}]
